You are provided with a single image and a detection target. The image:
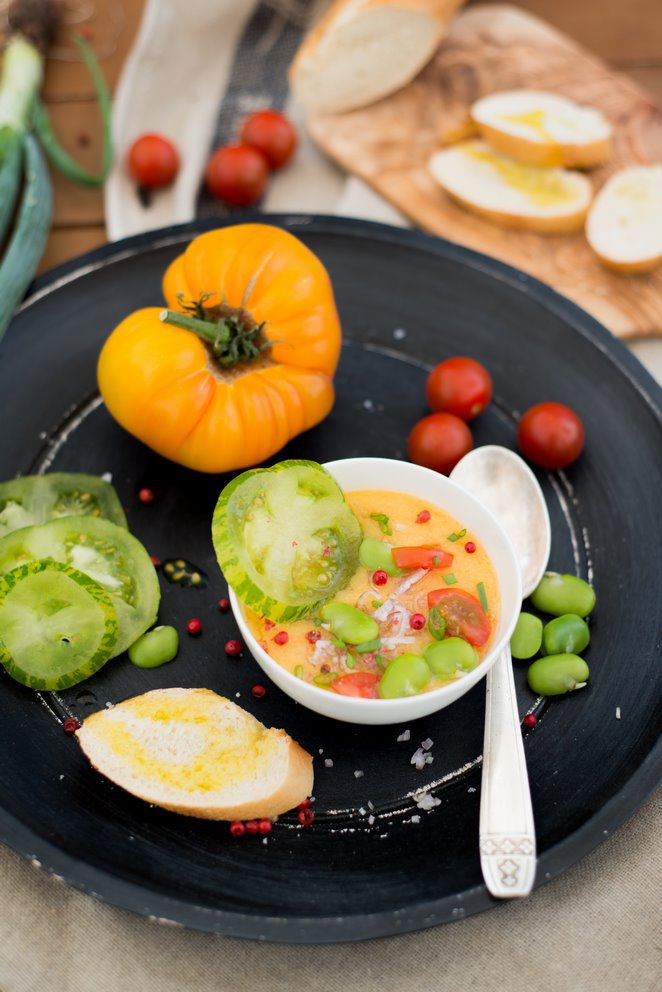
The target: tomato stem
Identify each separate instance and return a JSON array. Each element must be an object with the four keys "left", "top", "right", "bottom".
[{"left": 160, "top": 304, "right": 272, "bottom": 367}]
